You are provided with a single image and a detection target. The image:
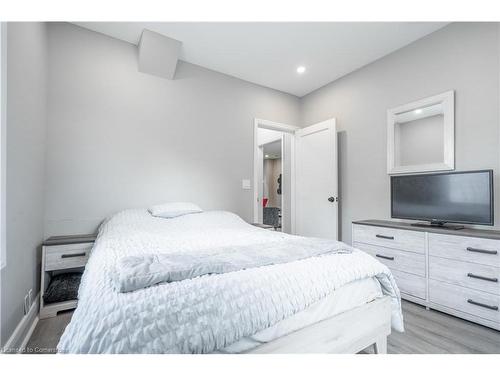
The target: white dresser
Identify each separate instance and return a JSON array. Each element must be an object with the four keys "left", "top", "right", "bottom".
[{"left": 352, "top": 220, "right": 500, "bottom": 330}]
